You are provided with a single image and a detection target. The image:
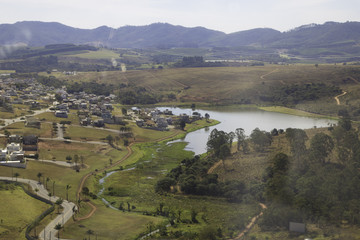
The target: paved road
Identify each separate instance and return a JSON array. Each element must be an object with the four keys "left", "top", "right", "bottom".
[
  {"left": 0, "top": 176, "right": 76, "bottom": 240},
  {"left": 26, "top": 158, "right": 79, "bottom": 168},
  {"left": 40, "top": 137, "right": 108, "bottom": 145}
]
